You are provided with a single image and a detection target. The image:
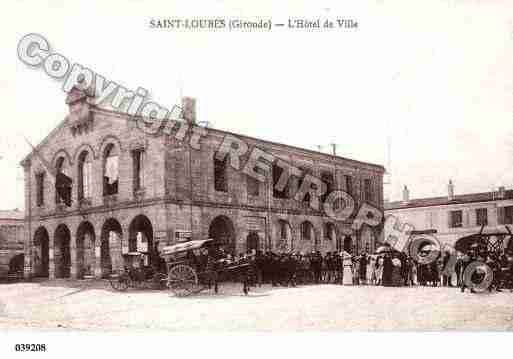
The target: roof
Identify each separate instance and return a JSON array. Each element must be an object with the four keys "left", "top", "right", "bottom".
[
  {"left": 0, "top": 209, "right": 25, "bottom": 220},
  {"left": 385, "top": 189, "right": 513, "bottom": 211},
  {"left": 20, "top": 90, "right": 385, "bottom": 173},
  {"left": 94, "top": 107, "right": 385, "bottom": 172}
]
